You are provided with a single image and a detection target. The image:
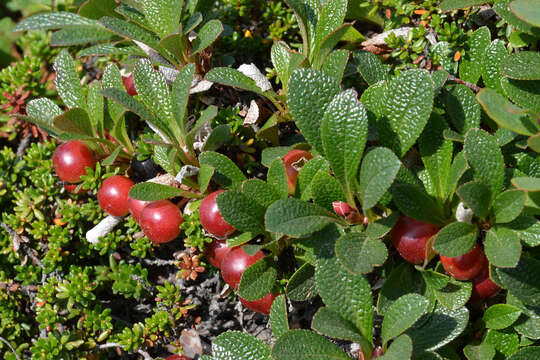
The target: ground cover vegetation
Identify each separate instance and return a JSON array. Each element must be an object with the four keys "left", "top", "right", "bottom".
[{"left": 0, "top": 0, "right": 539, "bottom": 359}]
